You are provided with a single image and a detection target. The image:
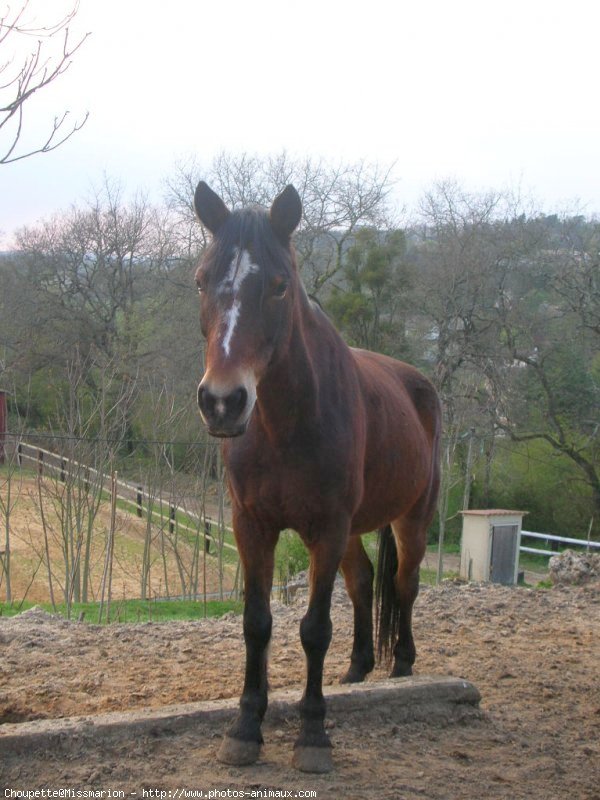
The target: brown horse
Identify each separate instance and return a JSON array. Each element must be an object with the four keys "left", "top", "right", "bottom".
[{"left": 193, "top": 182, "right": 441, "bottom": 773}]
